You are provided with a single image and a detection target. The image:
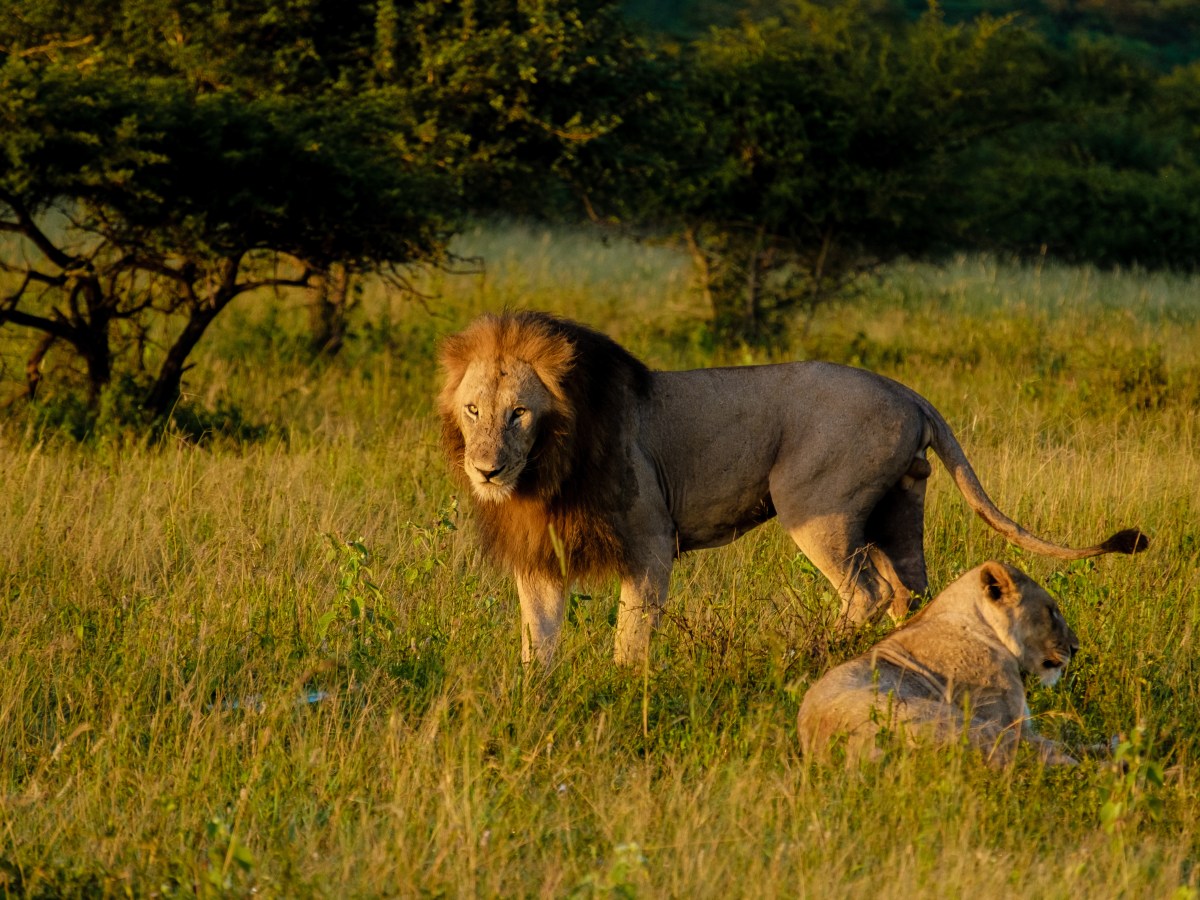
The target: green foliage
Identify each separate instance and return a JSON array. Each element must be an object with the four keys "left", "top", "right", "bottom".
[
  {"left": 0, "top": 0, "right": 378, "bottom": 92},
  {"left": 0, "top": 0, "right": 659, "bottom": 220},
  {"left": 203, "top": 812, "right": 257, "bottom": 896},
  {"left": 628, "top": 0, "right": 1200, "bottom": 68},
  {"left": 0, "top": 59, "right": 451, "bottom": 417},
  {"left": 320, "top": 535, "right": 397, "bottom": 676},
  {"left": 5, "top": 0, "right": 1200, "bottom": 415},
  {"left": 0, "top": 62, "right": 450, "bottom": 266},
  {"left": 1100, "top": 725, "right": 1168, "bottom": 842},
  {"left": 23, "top": 372, "right": 272, "bottom": 444},
  {"left": 571, "top": 841, "right": 650, "bottom": 897},
  {"left": 952, "top": 38, "right": 1200, "bottom": 270},
  {"left": 609, "top": 1, "right": 1200, "bottom": 343},
  {"left": 641, "top": 2, "right": 1047, "bottom": 342},
  {"left": 899, "top": 0, "right": 1200, "bottom": 69},
  {"left": 393, "top": 0, "right": 664, "bottom": 218},
  {"left": 0, "top": 0, "right": 660, "bottom": 423}
]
